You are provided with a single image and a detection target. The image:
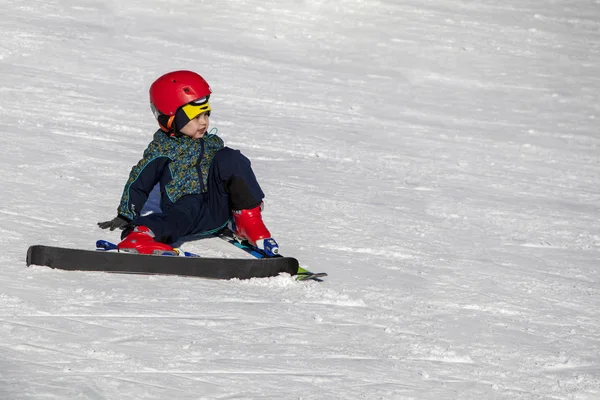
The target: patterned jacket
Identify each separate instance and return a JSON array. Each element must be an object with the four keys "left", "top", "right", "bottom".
[{"left": 117, "top": 130, "right": 224, "bottom": 220}]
